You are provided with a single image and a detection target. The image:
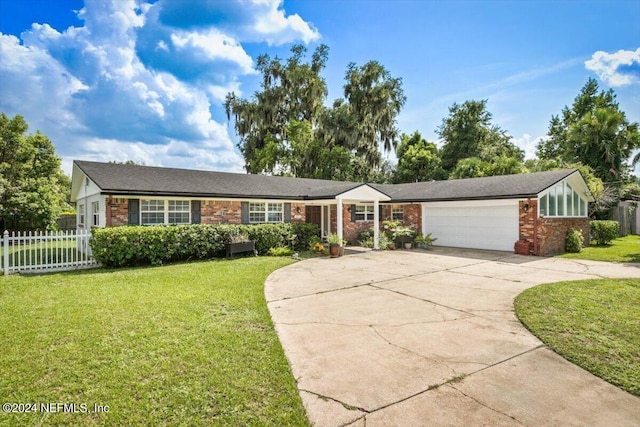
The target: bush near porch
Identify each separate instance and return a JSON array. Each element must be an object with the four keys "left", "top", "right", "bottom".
[{"left": 91, "top": 223, "right": 319, "bottom": 267}]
